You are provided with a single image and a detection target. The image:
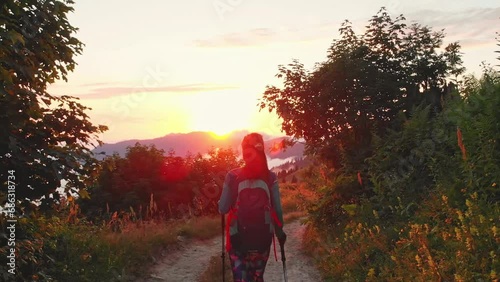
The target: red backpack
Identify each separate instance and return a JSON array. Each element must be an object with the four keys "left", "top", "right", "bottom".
[{"left": 225, "top": 169, "right": 282, "bottom": 254}]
